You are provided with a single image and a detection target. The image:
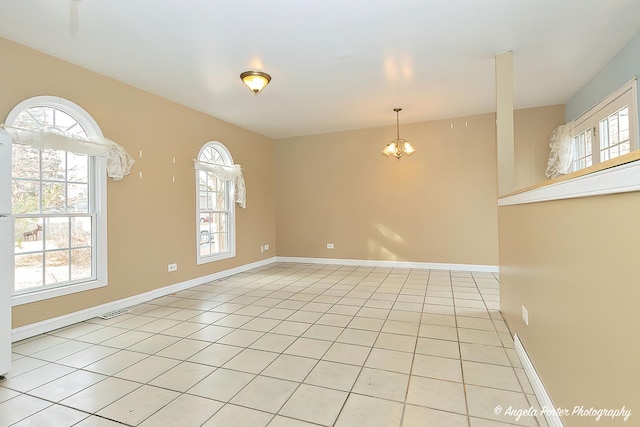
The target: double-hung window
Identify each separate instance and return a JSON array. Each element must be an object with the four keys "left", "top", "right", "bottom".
[
  {"left": 7, "top": 96, "right": 107, "bottom": 304},
  {"left": 571, "top": 79, "right": 638, "bottom": 172},
  {"left": 196, "top": 141, "right": 236, "bottom": 264}
]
